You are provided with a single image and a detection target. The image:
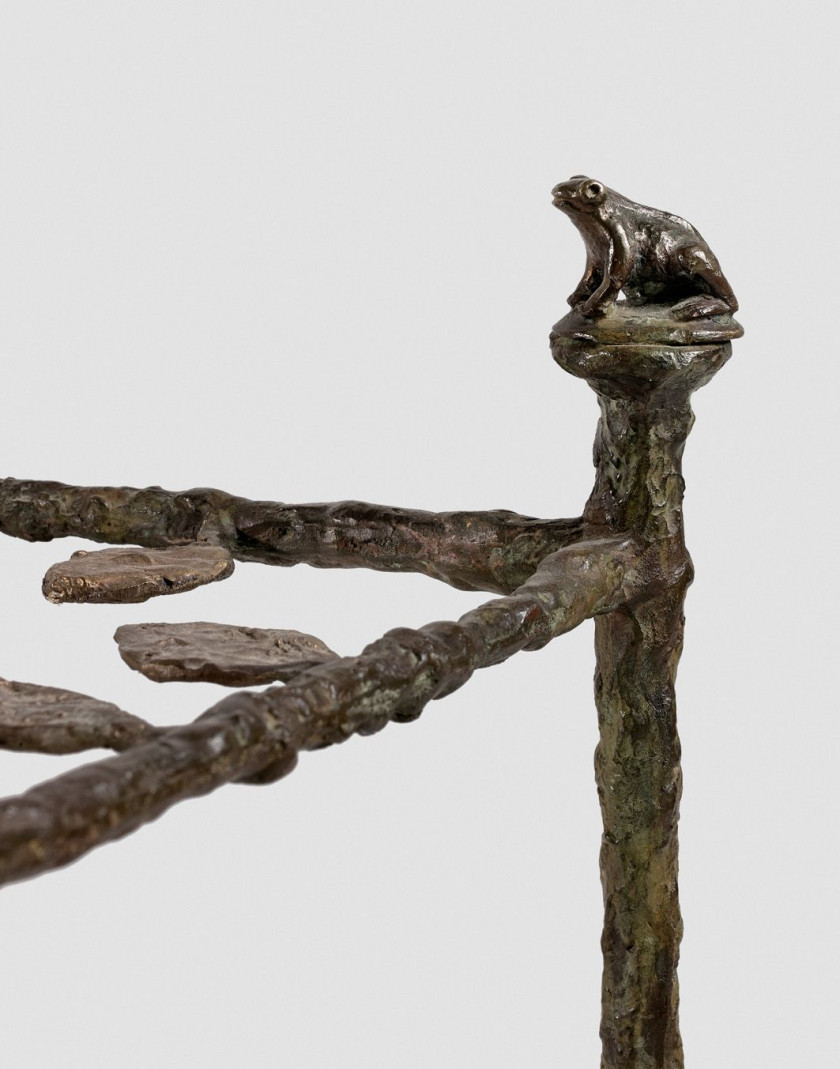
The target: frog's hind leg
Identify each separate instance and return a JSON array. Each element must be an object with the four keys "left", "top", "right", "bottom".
[
  {"left": 670, "top": 294, "right": 732, "bottom": 320},
  {"left": 672, "top": 243, "right": 738, "bottom": 319}
]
